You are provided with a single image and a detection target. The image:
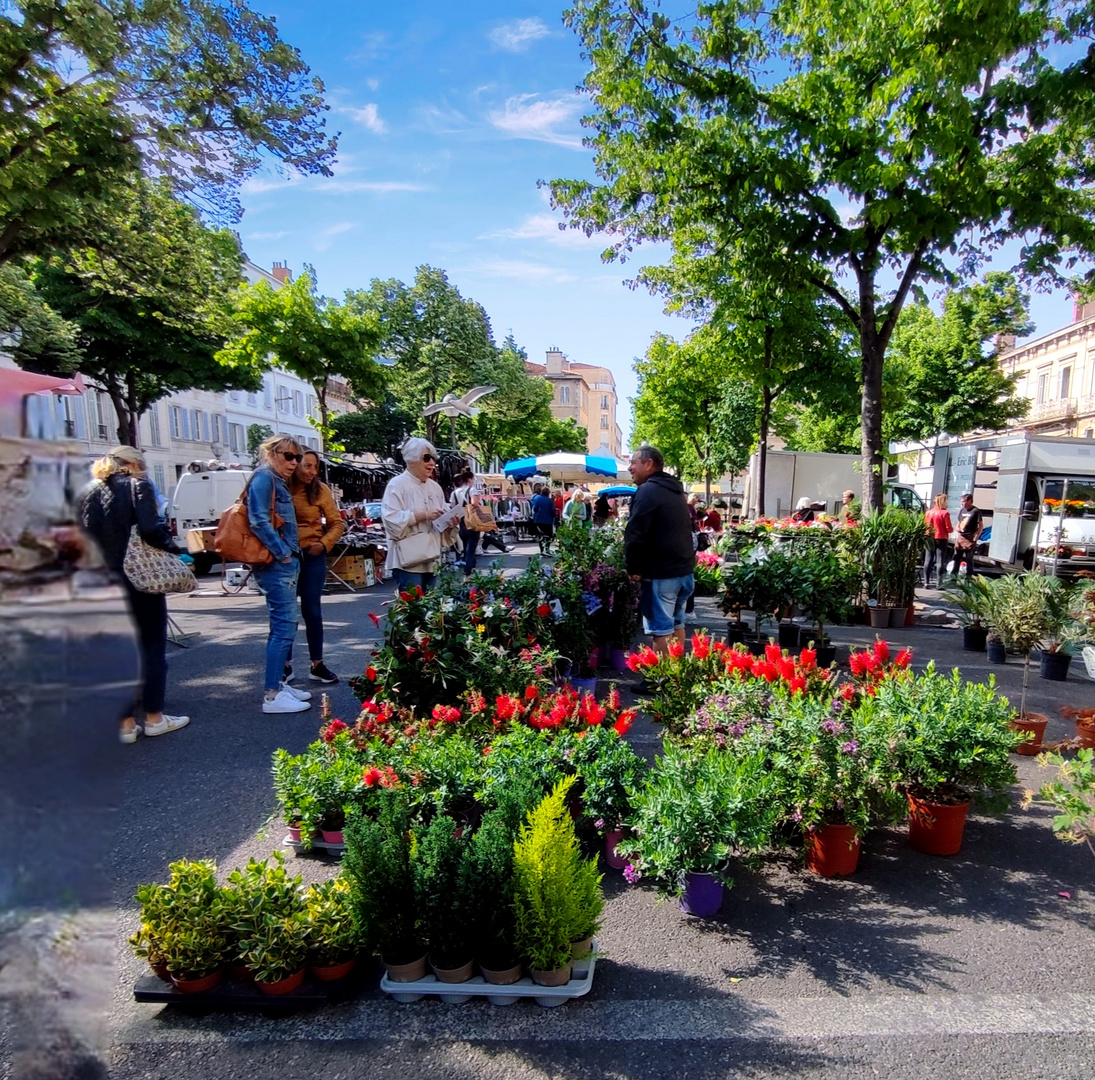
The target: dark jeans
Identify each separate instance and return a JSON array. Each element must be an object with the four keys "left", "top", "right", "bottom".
[
  {"left": 954, "top": 540, "right": 976, "bottom": 577},
  {"left": 480, "top": 530, "right": 507, "bottom": 553},
  {"left": 290, "top": 549, "right": 327, "bottom": 663},
  {"left": 534, "top": 522, "right": 554, "bottom": 553},
  {"left": 925, "top": 539, "right": 949, "bottom": 583},
  {"left": 121, "top": 578, "right": 167, "bottom": 717},
  {"left": 253, "top": 557, "right": 300, "bottom": 692},
  {"left": 393, "top": 567, "right": 436, "bottom": 592},
  {"left": 459, "top": 522, "right": 480, "bottom": 574}
]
